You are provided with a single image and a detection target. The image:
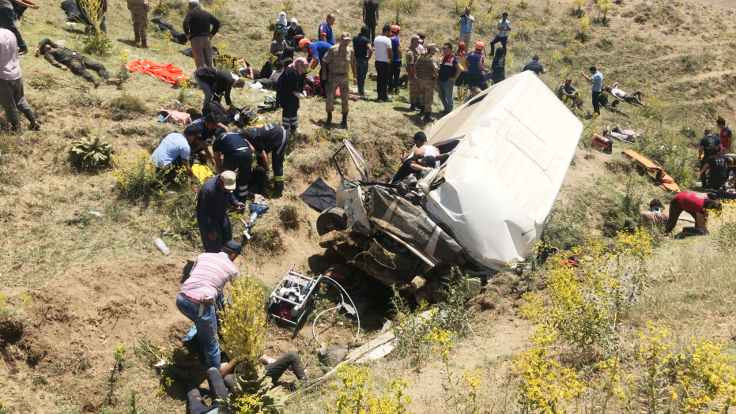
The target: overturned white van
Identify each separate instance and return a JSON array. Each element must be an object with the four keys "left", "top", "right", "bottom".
[{"left": 317, "top": 71, "right": 583, "bottom": 285}]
